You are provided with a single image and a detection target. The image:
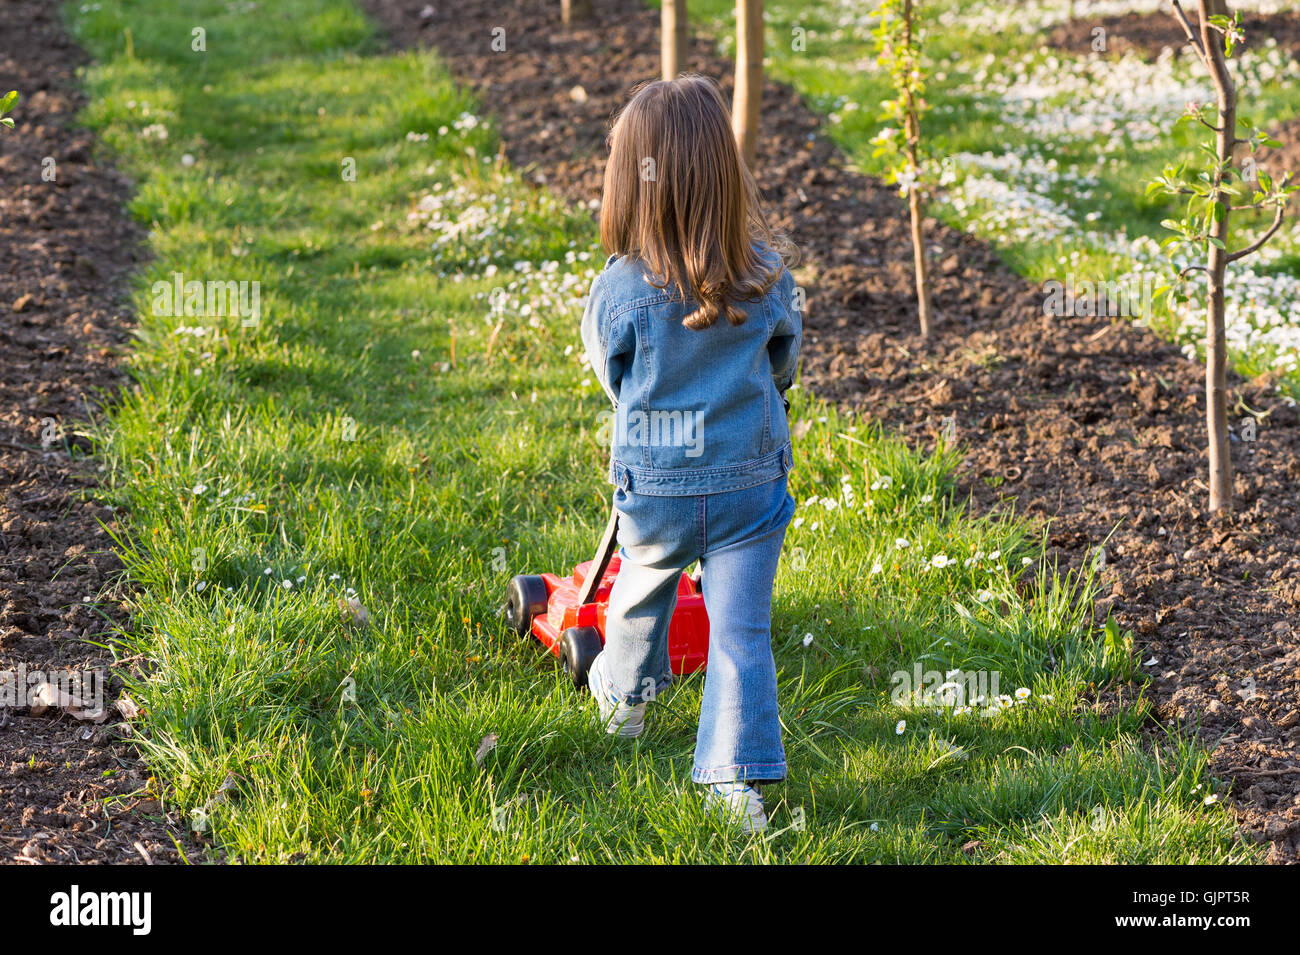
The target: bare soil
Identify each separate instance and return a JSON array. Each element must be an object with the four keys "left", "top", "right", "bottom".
[
  {"left": 1047, "top": 8, "right": 1300, "bottom": 62},
  {"left": 0, "top": 0, "right": 188, "bottom": 864},
  {"left": 362, "top": 0, "right": 1300, "bottom": 862}
]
